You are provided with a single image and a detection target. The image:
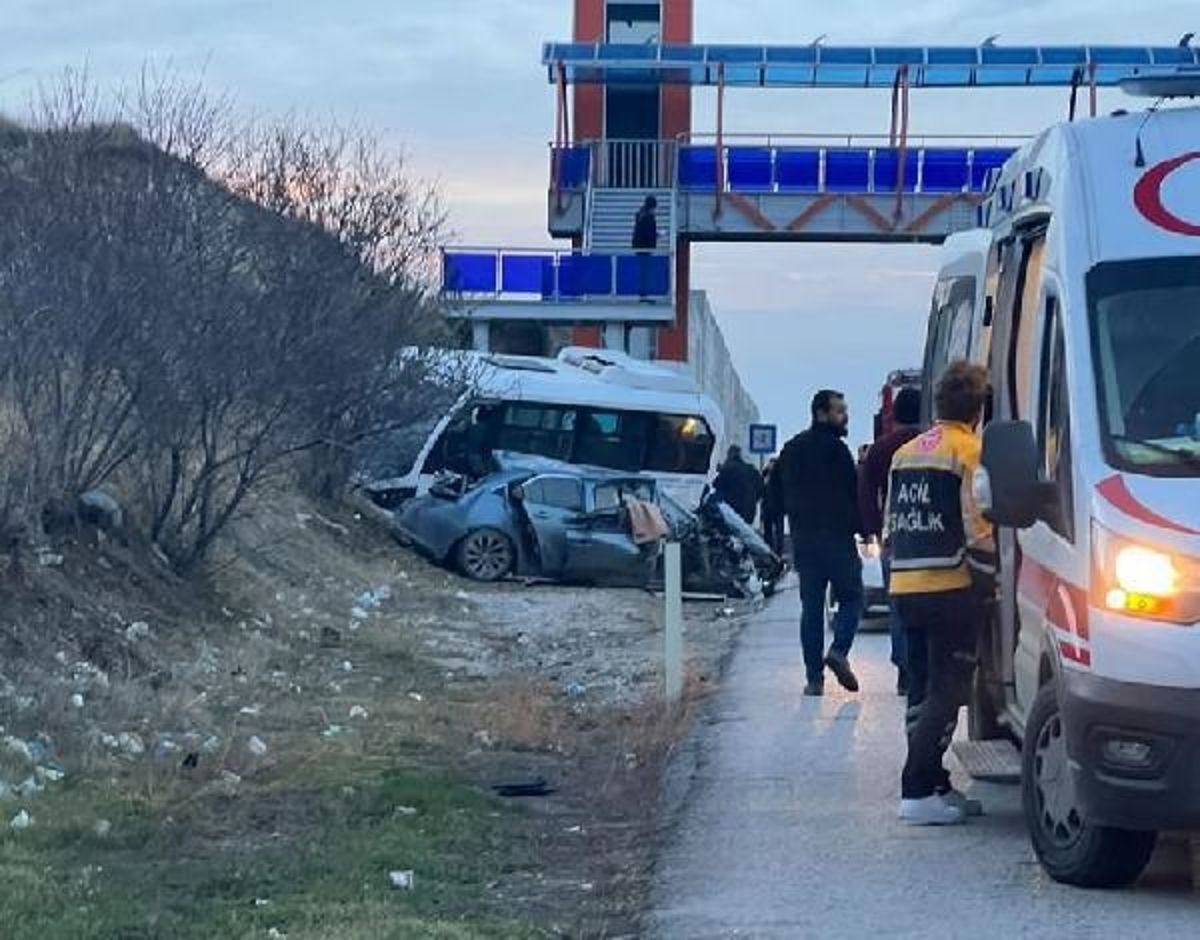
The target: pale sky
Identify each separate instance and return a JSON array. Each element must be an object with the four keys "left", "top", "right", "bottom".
[{"left": 3, "top": 1, "right": 1197, "bottom": 444}]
